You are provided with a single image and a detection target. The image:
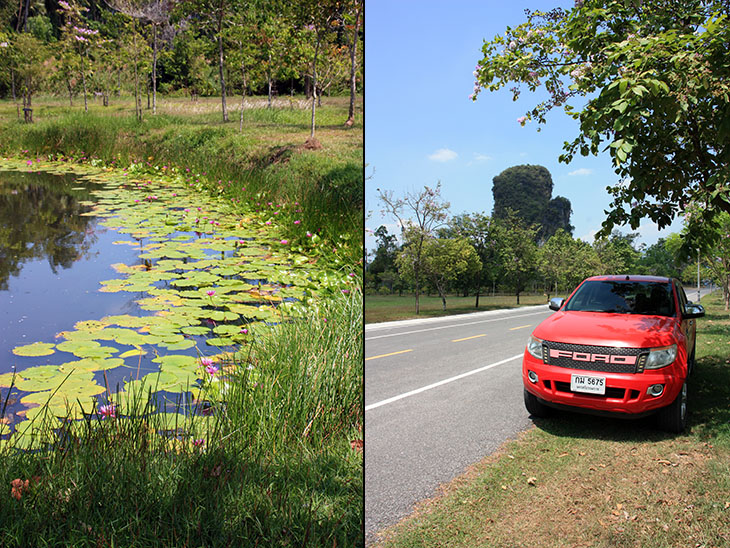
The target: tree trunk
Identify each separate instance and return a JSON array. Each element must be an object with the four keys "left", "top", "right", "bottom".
[
  {"left": 217, "top": 27, "right": 228, "bottom": 122},
  {"left": 475, "top": 290, "right": 480, "bottom": 309},
  {"left": 309, "top": 36, "right": 320, "bottom": 139},
  {"left": 67, "top": 78, "right": 73, "bottom": 106},
  {"left": 152, "top": 23, "right": 158, "bottom": 115},
  {"left": 11, "top": 68, "right": 17, "bottom": 102},
  {"left": 134, "top": 50, "right": 142, "bottom": 122},
  {"left": 239, "top": 55, "right": 246, "bottom": 133},
  {"left": 345, "top": 4, "right": 360, "bottom": 126},
  {"left": 267, "top": 51, "right": 273, "bottom": 109},
  {"left": 81, "top": 55, "right": 88, "bottom": 113}
]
